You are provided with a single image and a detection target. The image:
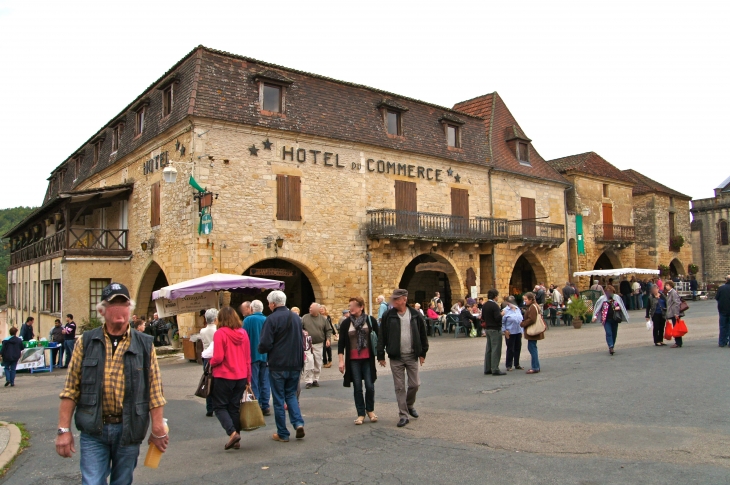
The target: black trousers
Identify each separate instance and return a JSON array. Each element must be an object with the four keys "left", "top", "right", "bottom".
[
  {"left": 505, "top": 333, "right": 522, "bottom": 368},
  {"left": 211, "top": 377, "right": 247, "bottom": 435},
  {"left": 651, "top": 313, "right": 666, "bottom": 344},
  {"left": 322, "top": 345, "right": 332, "bottom": 365}
]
